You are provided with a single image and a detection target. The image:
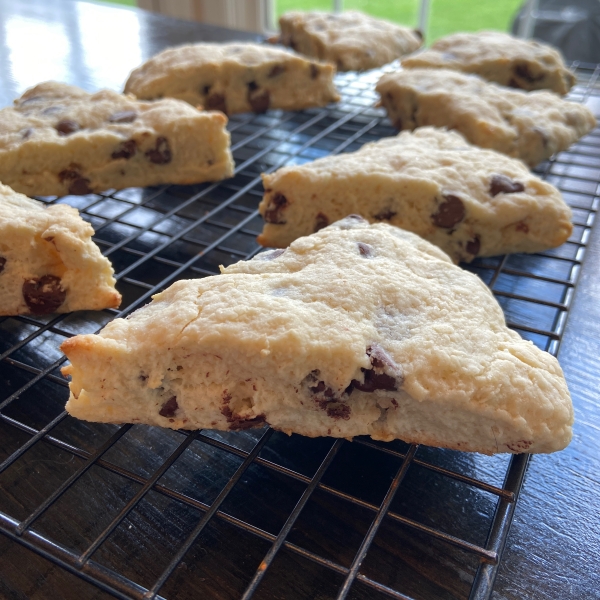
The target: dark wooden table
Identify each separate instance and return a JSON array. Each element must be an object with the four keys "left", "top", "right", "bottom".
[{"left": 0, "top": 1, "right": 599, "bottom": 599}]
